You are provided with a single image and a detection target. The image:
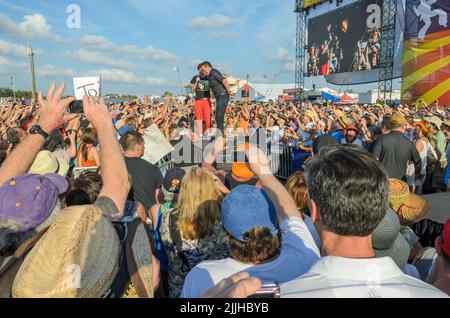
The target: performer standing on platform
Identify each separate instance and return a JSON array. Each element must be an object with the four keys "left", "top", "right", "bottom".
[
  {"left": 190, "top": 64, "right": 212, "bottom": 137},
  {"left": 199, "top": 62, "right": 233, "bottom": 134}
]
